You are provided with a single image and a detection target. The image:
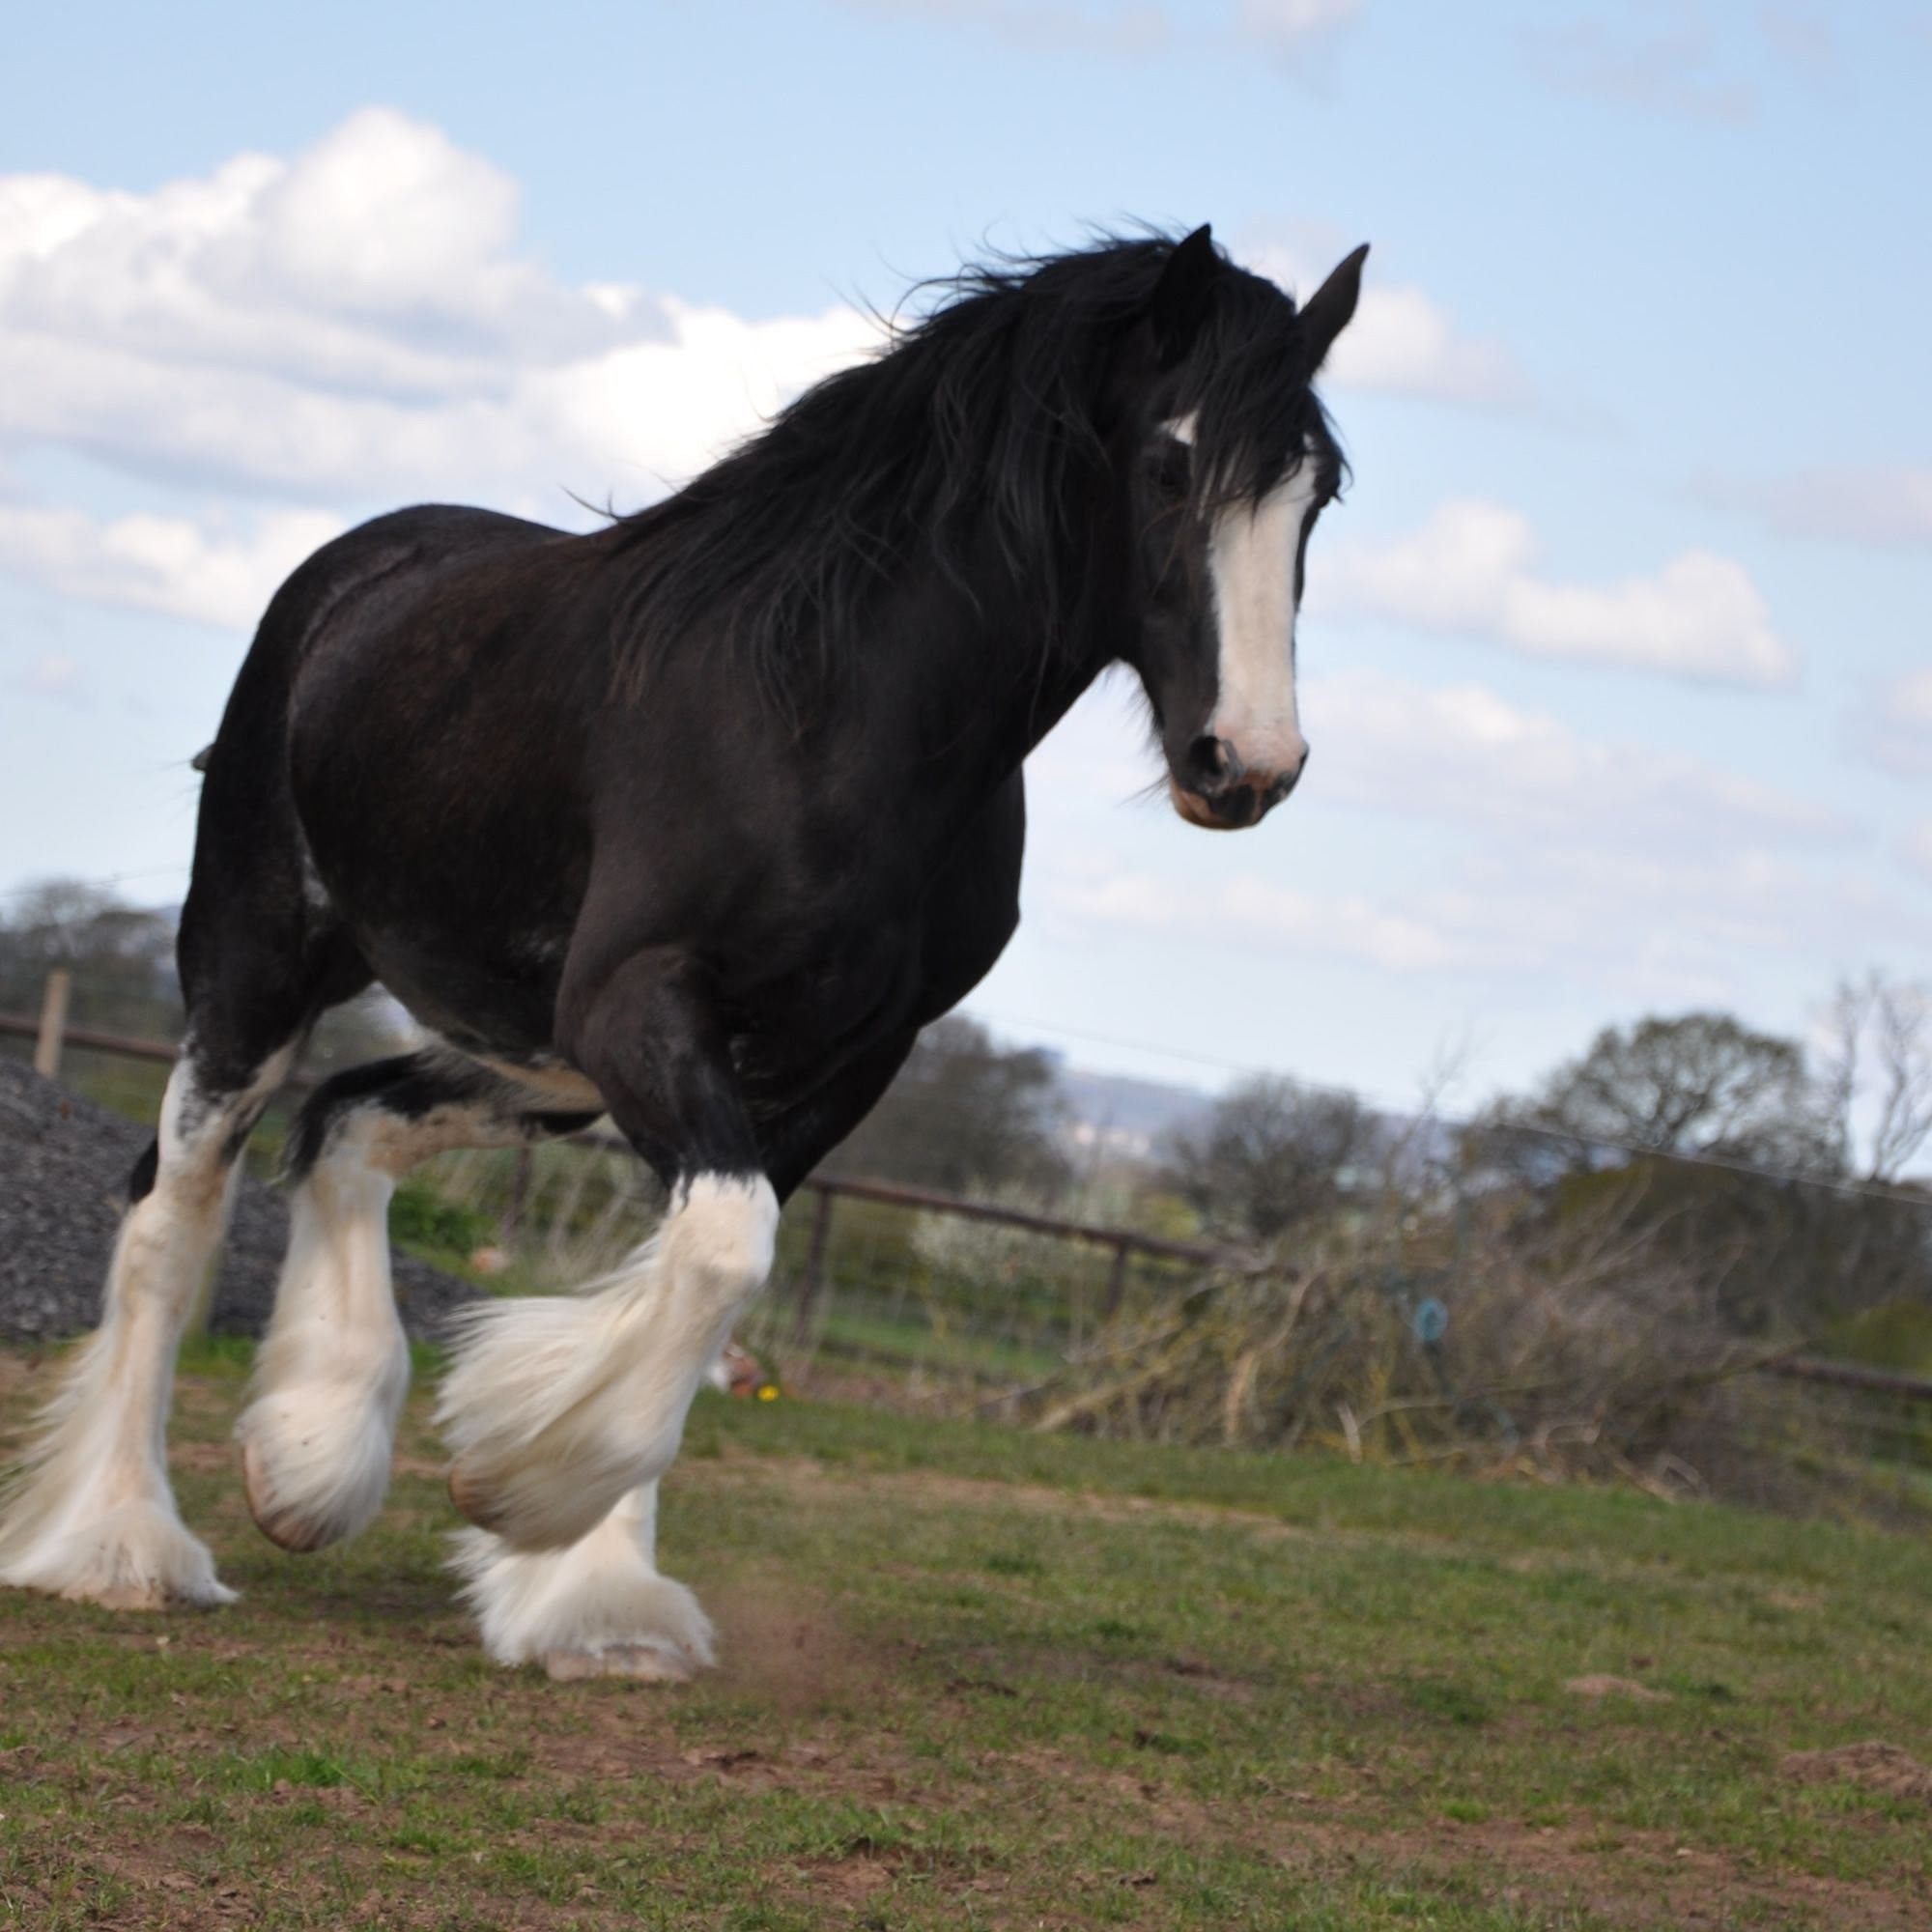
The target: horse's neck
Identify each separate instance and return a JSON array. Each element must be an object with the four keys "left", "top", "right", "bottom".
[{"left": 861, "top": 561, "right": 1109, "bottom": 823}]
